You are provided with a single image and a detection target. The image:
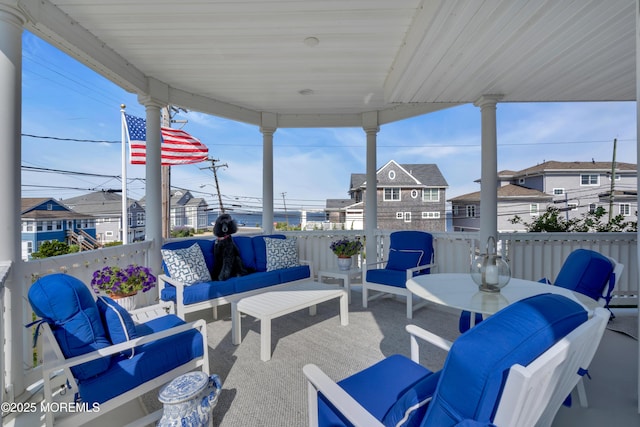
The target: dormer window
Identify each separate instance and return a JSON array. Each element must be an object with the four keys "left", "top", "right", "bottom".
[{"left": 388, "top": 170, "right": 396, "bottom": 180}]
